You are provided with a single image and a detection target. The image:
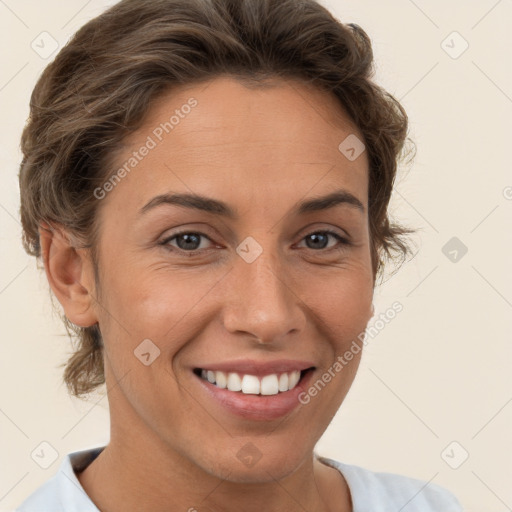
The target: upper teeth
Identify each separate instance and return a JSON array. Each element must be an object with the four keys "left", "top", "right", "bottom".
[{"left": 200, "top": 369, "right": 302, "bottom": 395}]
